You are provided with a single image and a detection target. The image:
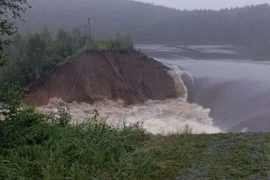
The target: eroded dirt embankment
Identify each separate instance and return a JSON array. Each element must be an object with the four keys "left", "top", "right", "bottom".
[{"left": 23, "top": 50, "right": 180, "bottom": 106}]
